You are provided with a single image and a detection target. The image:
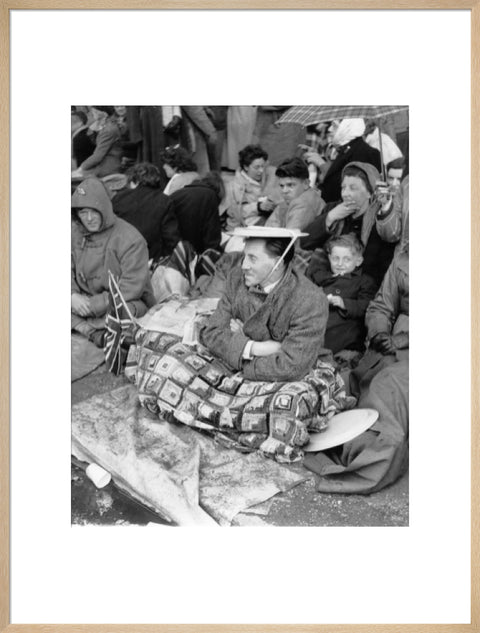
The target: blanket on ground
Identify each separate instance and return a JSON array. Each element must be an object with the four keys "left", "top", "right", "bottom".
[
  {"left": 124, "top": 330, "right": 355, "bottom": 463},
  {"left": 71, "top": 384, "right": 308, "bottom": 525}
]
